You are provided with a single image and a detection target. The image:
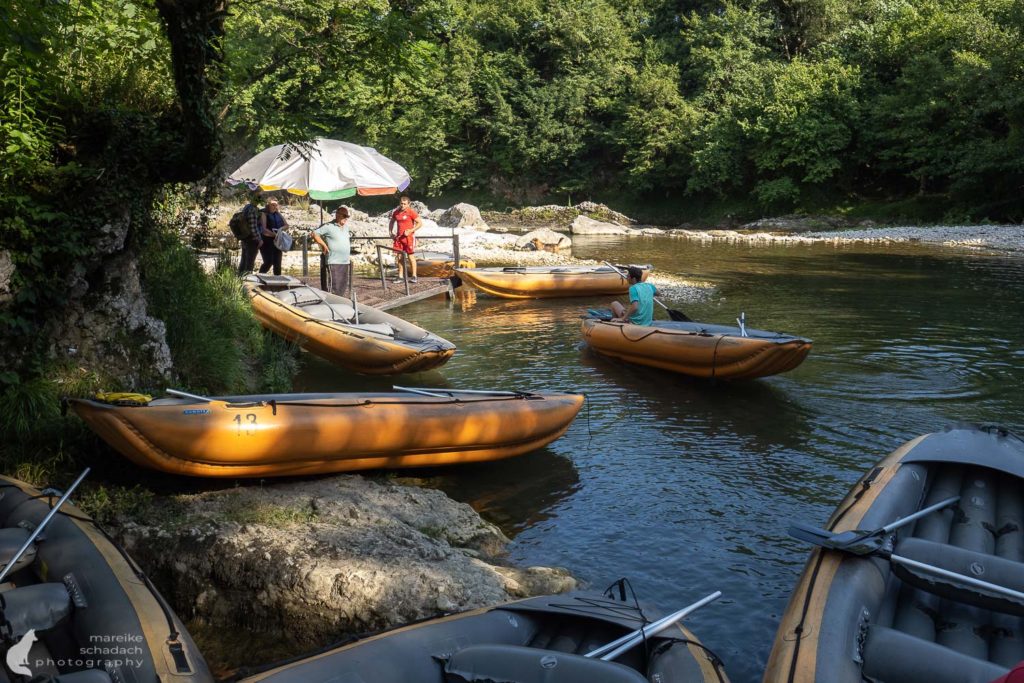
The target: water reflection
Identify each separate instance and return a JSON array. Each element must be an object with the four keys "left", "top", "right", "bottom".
[{"left": 393, "top": 448, "right": 580, "bottom": 535}]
